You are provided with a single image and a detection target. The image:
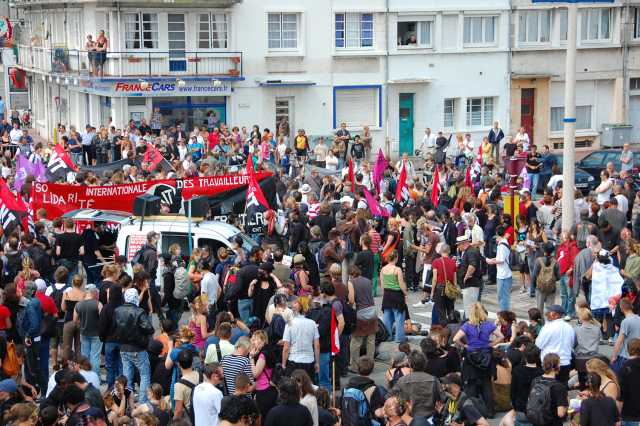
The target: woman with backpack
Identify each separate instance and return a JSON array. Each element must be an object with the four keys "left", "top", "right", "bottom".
[
  {"left": 2, "top": 284, "right": 21, "bottom": 345},
  {"left": 576, "top": 371, "right": 621, "bottom": 426},
  {"left": 526, "top": 219, "right": 548, "bottom": 298},
  {"left": 291, "top": 255, "right": 310, "bottom": 298},
  {"left": 249, "top": 330, "right": 279, "bottom": 420},
  {"left": 165, "top": 326, "right": 201, "bottom": 408},
  {"left": 530, "top": 242, "right": 560, "bottom": 319}
]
